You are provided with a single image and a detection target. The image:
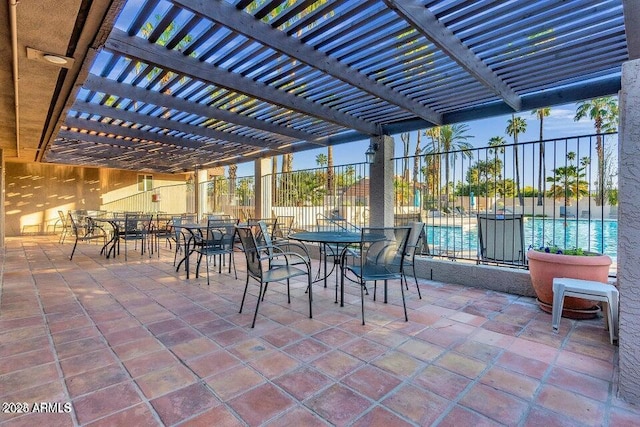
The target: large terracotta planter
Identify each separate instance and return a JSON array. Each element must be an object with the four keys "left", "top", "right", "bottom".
[{"left": 527, "top": 249, "right": 612, "bottom": 319}]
